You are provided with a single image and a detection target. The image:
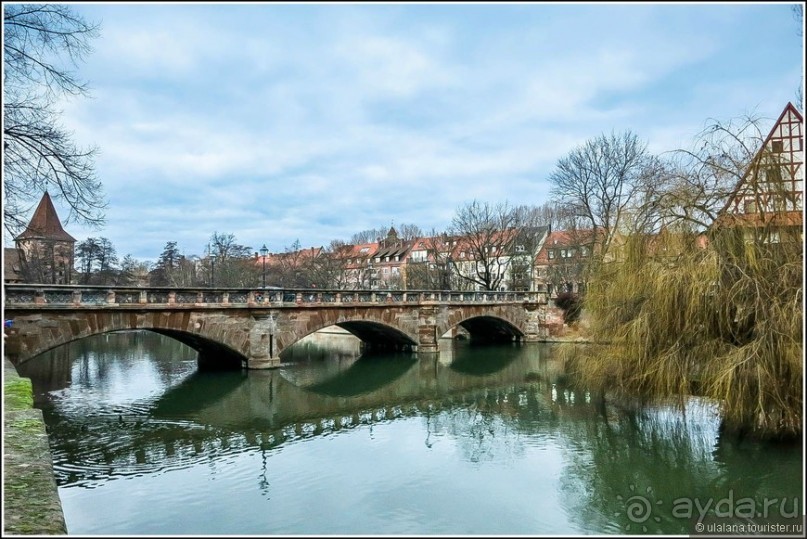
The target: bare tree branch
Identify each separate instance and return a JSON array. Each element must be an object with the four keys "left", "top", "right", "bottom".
[{"left": 3, "top": 4, "right": 105, "bottom": 238}]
